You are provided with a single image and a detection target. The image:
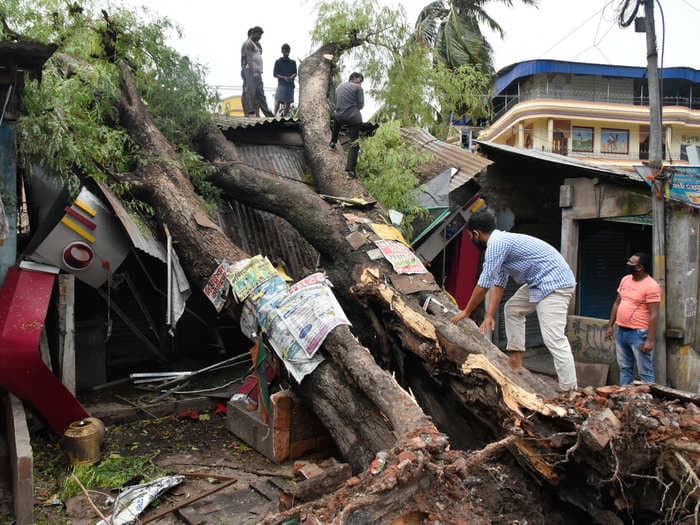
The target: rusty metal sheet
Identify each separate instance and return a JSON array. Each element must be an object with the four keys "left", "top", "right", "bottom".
[
  {"left": 401, "top": 128, "right": 492, "bottom": 191},
  {"left": 389, "top": 273, "right": 440, "bottom": 294},
  {"left": 345, "top": 231, "right": 367, "bottom": 250}
]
